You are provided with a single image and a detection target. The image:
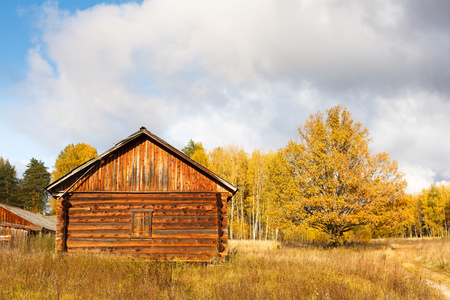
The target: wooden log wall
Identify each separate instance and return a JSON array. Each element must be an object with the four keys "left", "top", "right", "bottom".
[
  {"left": 57, "top": 192, "right": 229, "bottom": 262},
  {"left": 54, "top": 136, "right": 227, "bottom": 194}
]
